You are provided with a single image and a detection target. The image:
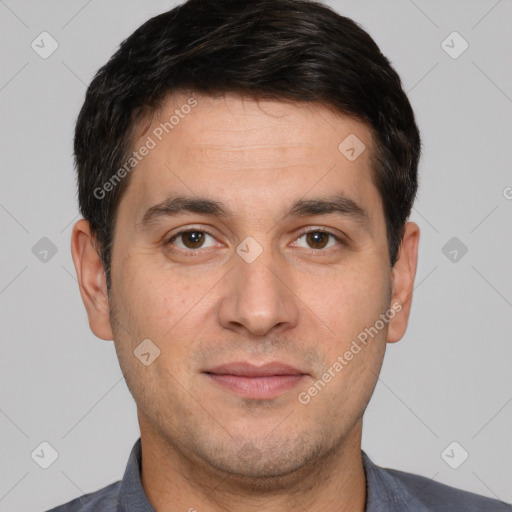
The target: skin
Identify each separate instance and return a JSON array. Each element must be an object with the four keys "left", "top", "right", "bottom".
[{"left": 71, "top": 92, "right": 419, "bottom": 512}]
